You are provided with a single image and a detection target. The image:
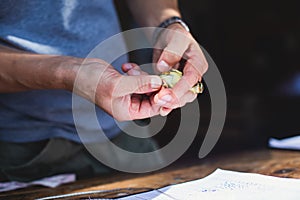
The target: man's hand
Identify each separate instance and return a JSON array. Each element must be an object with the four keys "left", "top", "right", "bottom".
[
  {"left": 153, "top": 23, "right": 208, "bottom": 116},
  {"left": 74, "top": 59, "right": 163, "bottom": 121},
  {"left": 0, "top": 45, "right": 163, "bottom": 121},
  {"left": 125, "top": 0, "right": 208, "bottom": 116}
]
